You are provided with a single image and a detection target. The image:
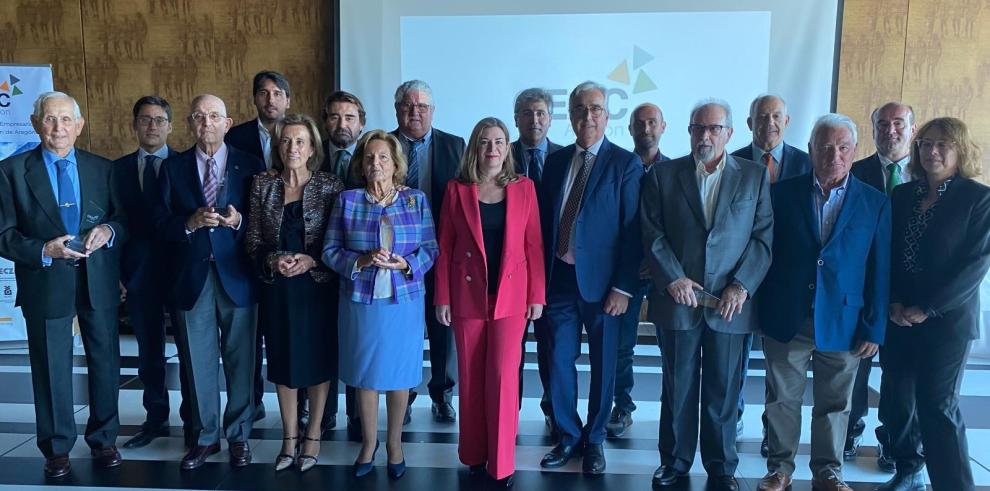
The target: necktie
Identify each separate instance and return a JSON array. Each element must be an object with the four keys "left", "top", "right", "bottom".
[
  {"left": 886, "top": 162, "right": 902, "bottom": 194},
  {"left": 142, "top": 155, "right": 158, "bottom": 193},
  {"left": 528, "top": 148, "right": 543, "bottom": 182},
  {"left": 762, "top": 152, "right": 777, "bottom": 184},
  {"left": 406, "top": 139, "right": 425, "bottom": 188},
  {"left": 556, "top": 151, "right": 594, "bottom": 257},
  {"left": 334, "top": 149, "right": 350, "bottom": 180},
  {"left": 56, "top": 159, "right": 79, "bottom": 236},
  {"left": 203, "top": 157, "right": 218, "bottom": 208}
]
